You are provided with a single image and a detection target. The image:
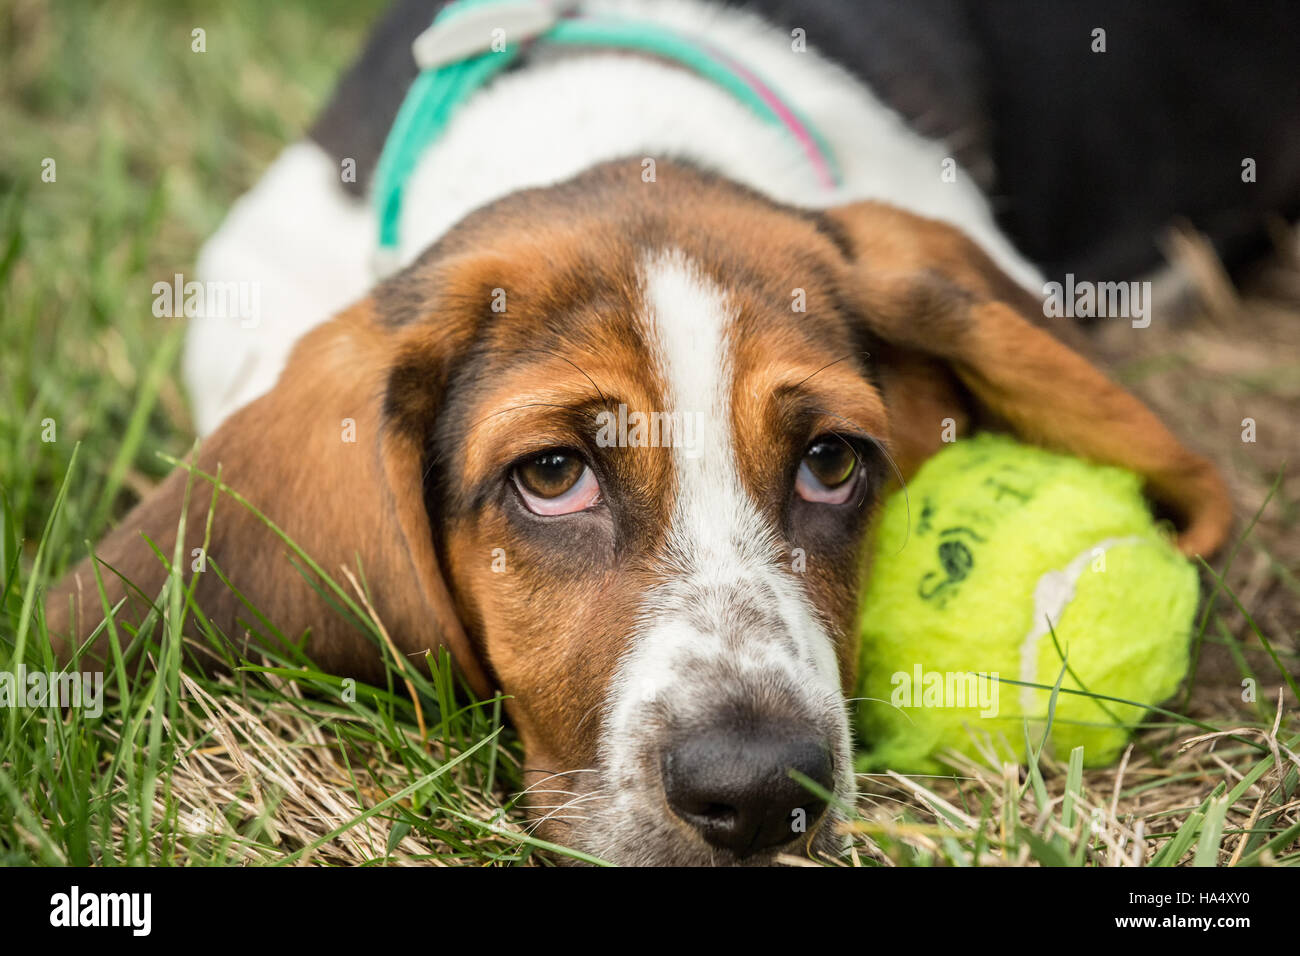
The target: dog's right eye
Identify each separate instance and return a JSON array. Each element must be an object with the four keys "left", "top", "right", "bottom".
[
  {"left": 512, "top": 452, "right": 601, "bottom": 515},
  {"left": 795, "top": 436, "right": 860, "bottom": 504}
]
